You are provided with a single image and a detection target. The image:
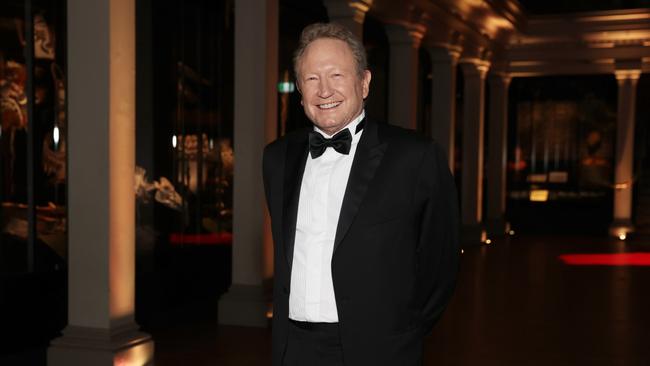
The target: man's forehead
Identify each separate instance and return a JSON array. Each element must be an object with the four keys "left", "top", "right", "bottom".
[{"left": 305, "top": 37, "right": 351, "bottom": 53}]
